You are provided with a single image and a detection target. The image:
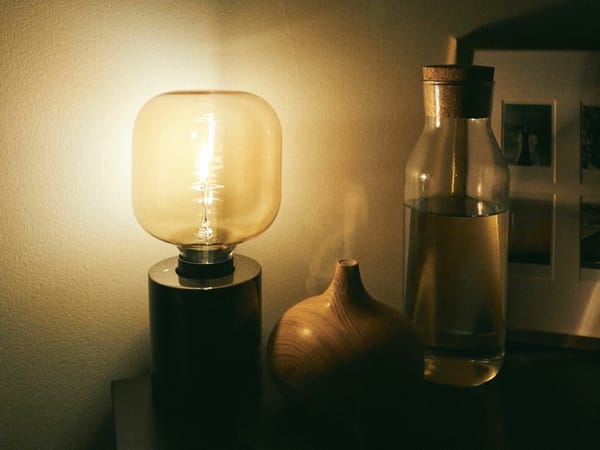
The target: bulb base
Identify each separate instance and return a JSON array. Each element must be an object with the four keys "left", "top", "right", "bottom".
[
  {"left": 178, "top": 245, "right": 235, "bottom": 264},
  {"left": 148, "top": 254, "right": 261, "bottom": 418},
  {"left": 176, "top": 256, "right": 234, "bottom": 279}
]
